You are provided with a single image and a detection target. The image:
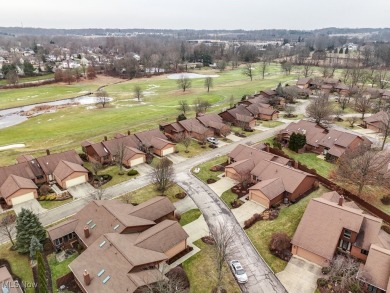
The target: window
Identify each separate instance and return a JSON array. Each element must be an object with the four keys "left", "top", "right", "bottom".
[
  {"left": 368, "top": 285, "right": 378, "bottom": 293},
  {"left": 343, "top": 229, "right": 351, "bottom": 239},
  {"left": 361, "top": 249, "right": 369, "bottom": 255},
  {"left": 339, "top": 239, "right": 351, "bottom": 252}
]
